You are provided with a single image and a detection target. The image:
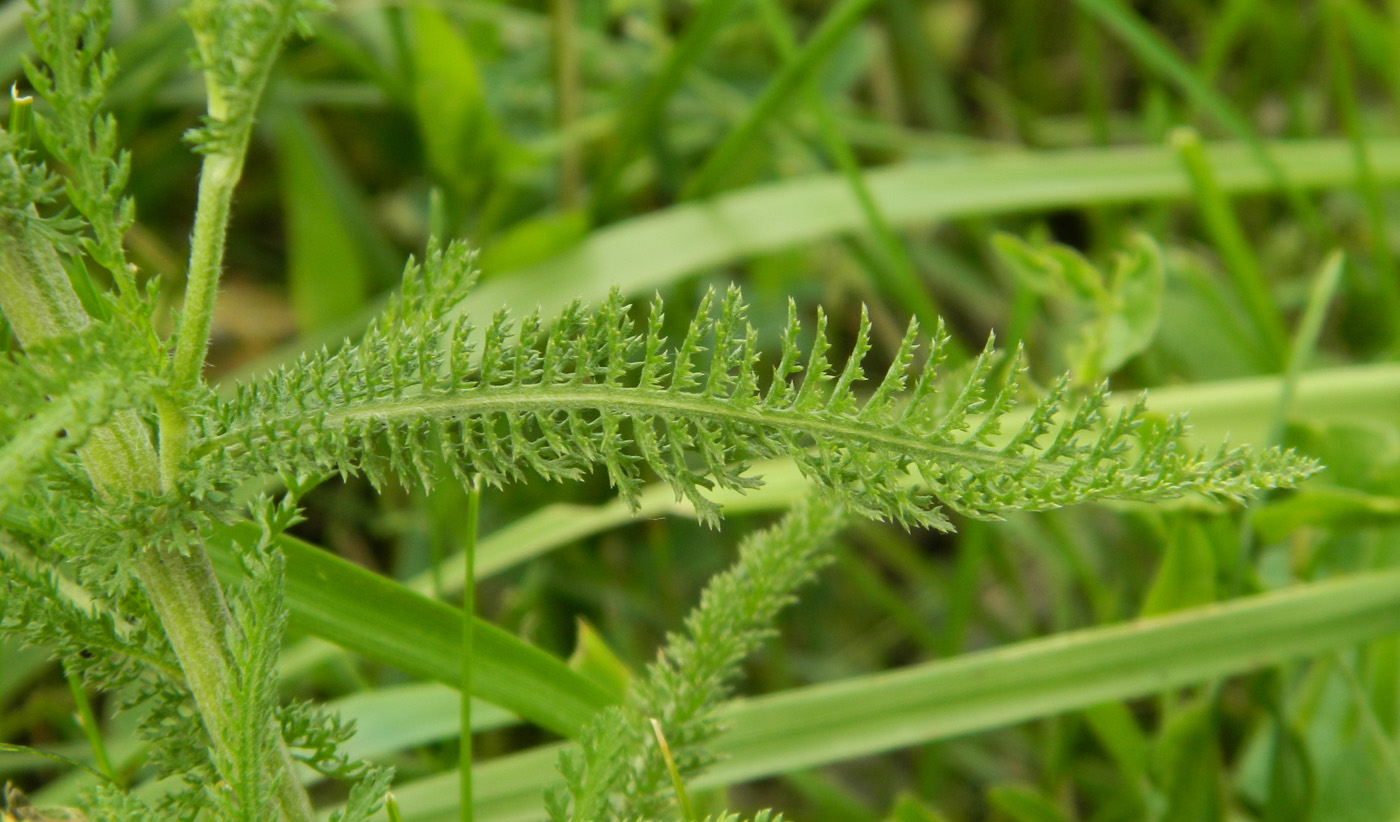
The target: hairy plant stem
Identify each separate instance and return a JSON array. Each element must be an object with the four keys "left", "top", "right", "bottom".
[
  {"left": 459, "top": 478, "right": 480, "bottom": 822},
  {"left": 161, "top": 150, "right": 244, "bottom": 486},
  {"left": 0, "top": 220, "right": 315, "bottom": 822},
  {"left": 136, "top": 547, "right": 315, "bottom": 822}
]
